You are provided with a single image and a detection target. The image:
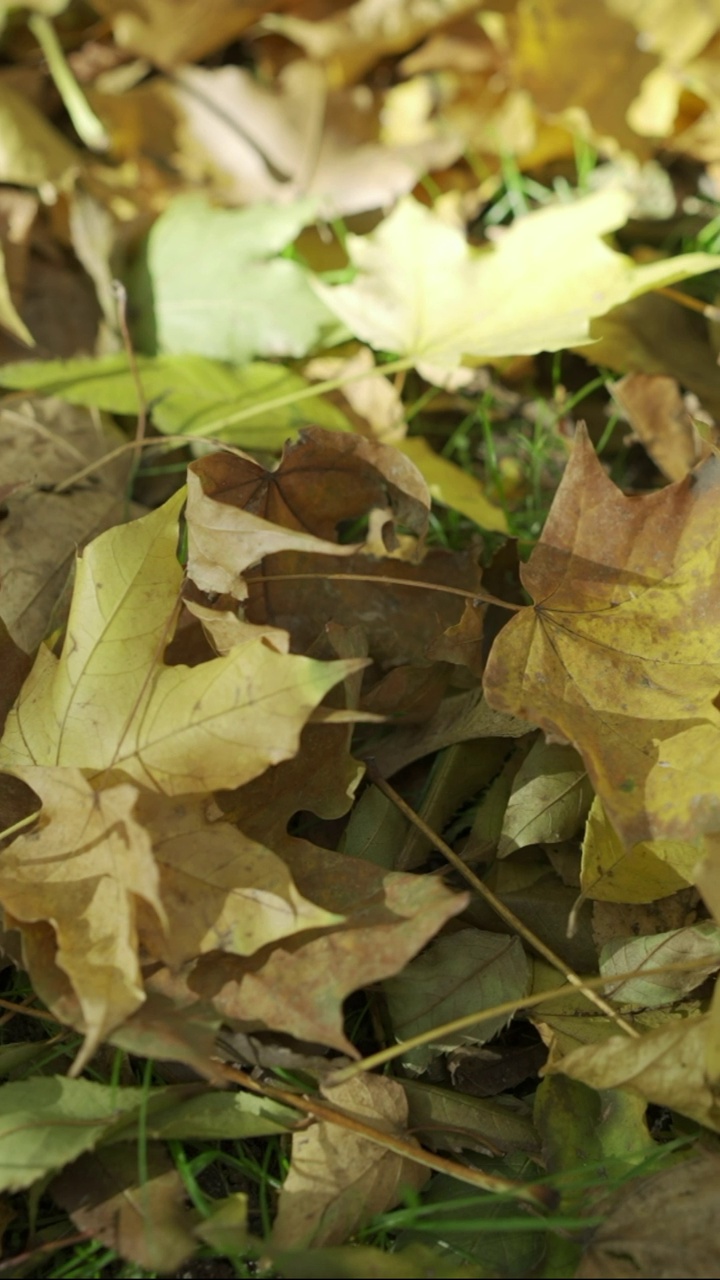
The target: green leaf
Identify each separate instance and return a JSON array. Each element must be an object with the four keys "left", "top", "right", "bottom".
[
  {"left": 144, "top": 1088, "right": 297, "bottom": 1141},
  {"left": 0, "top": 354, "right": 350, "bottom": 446},
  {"left": 401, "top": 1079, "right": 540, "bottom": 1158},
  {"left": 129, "top": 194, "right": 345, "bottom": 362},
  {"left": 383, "top": 929, "right": 530, "bottom": 1071},
  {"left": 314, "top": 193, "right": 720, "bottom": 385},
  {"left": 498, "top": 740, "right": 593, "bottom": 858},
  {"left": 0, "top": 1076, "right": 161, "bottom": 1192}
]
